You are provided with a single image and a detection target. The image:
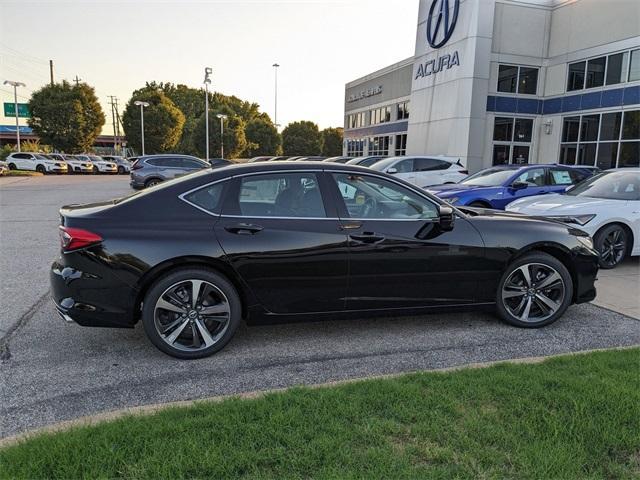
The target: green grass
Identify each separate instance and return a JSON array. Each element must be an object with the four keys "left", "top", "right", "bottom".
[
  {"left": 1, "top": 170, "right": 43, "bottom": 177},
  {"left": 2, "top": 349, "right": 639, "bottom": 479}
]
